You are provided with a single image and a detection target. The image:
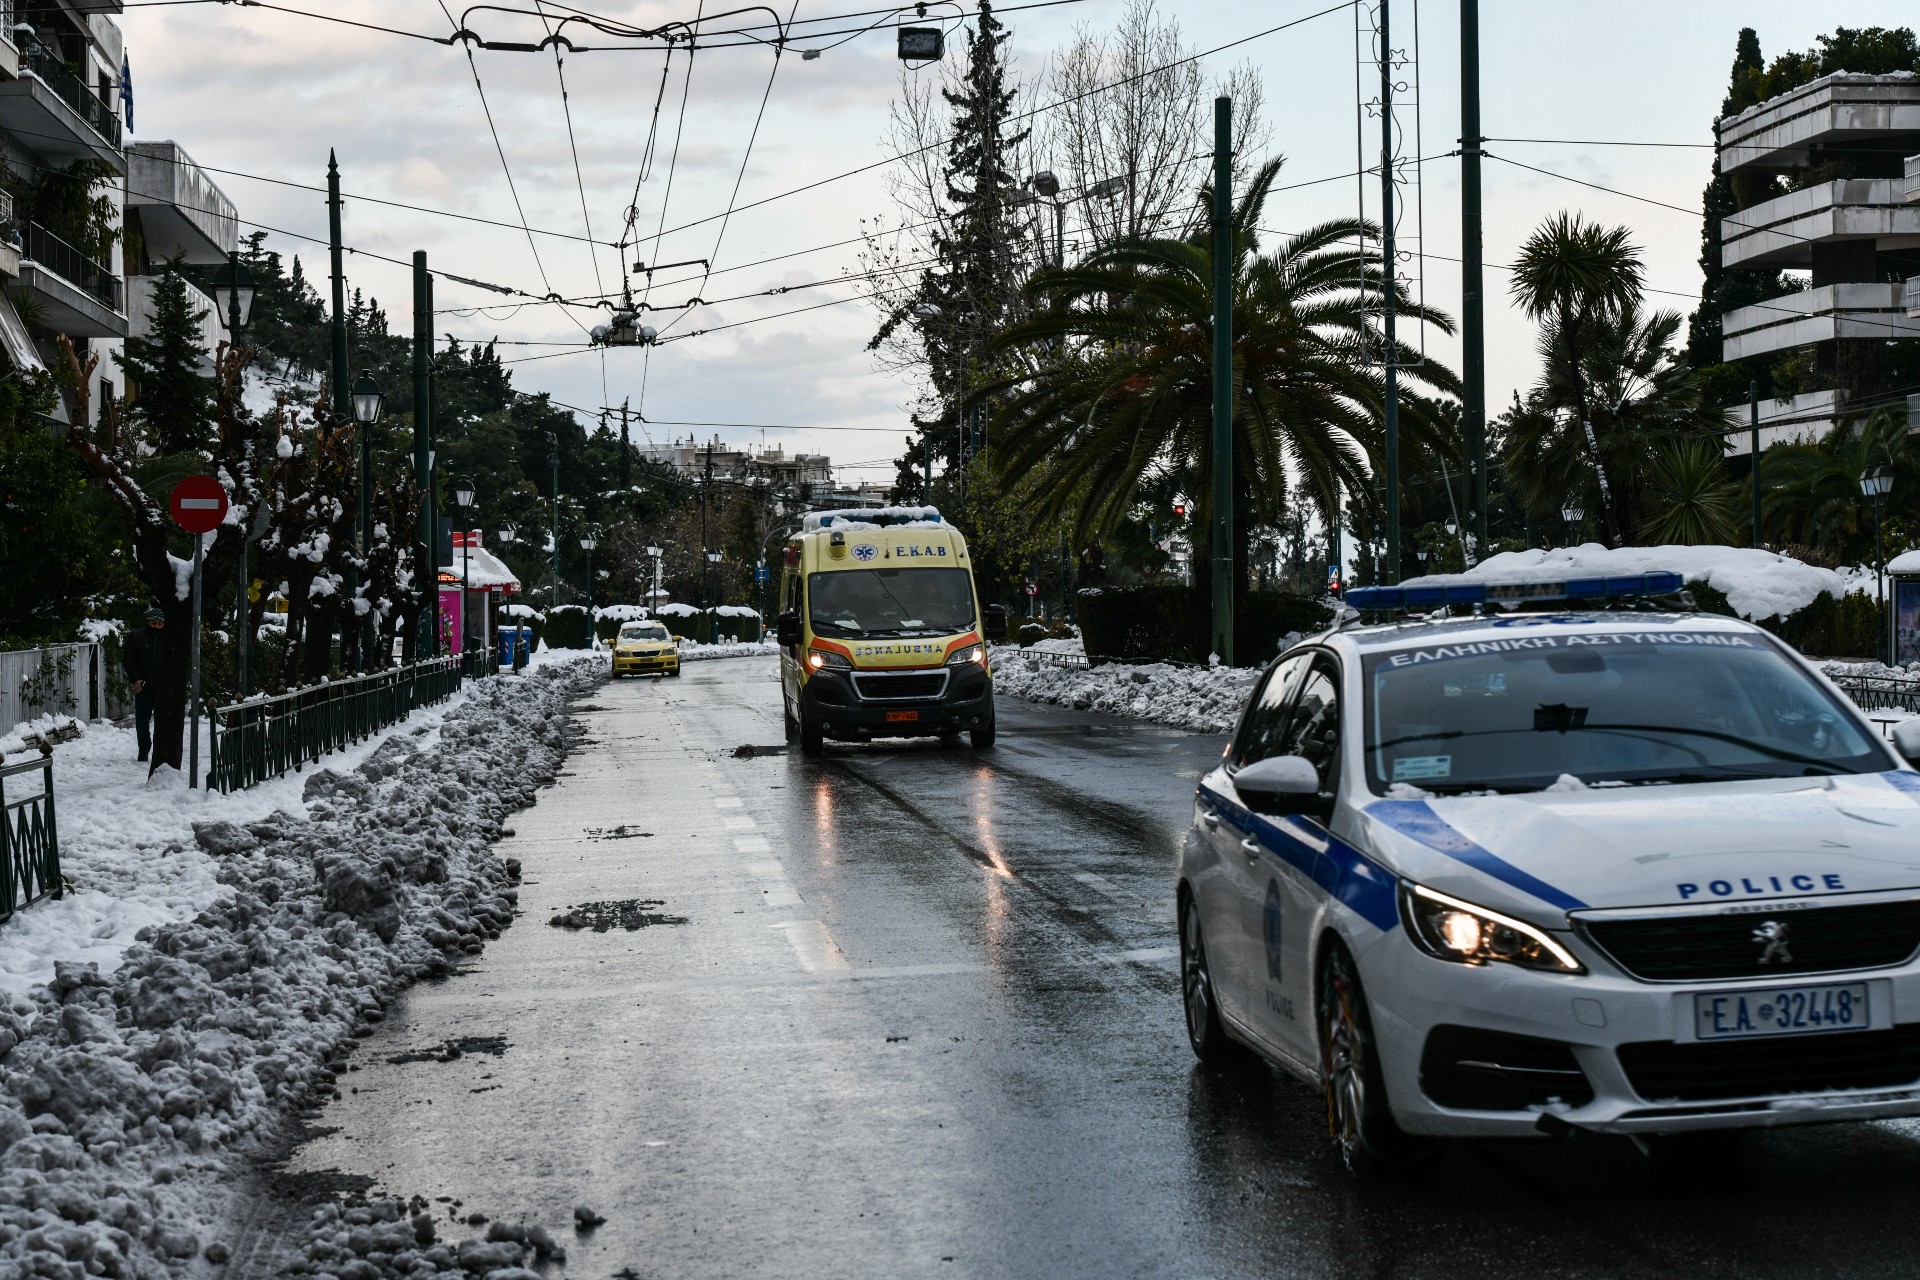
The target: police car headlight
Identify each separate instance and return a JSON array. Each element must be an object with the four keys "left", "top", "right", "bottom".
[
  {"left": 807, "top": 649, "right": 851, "bottom": 670},
  {"left": 1399, "top": 882, "right": 1584, "bottom": 974},
  {"left": 946, "top": 644, "right": 983, "bottom": 666}
]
